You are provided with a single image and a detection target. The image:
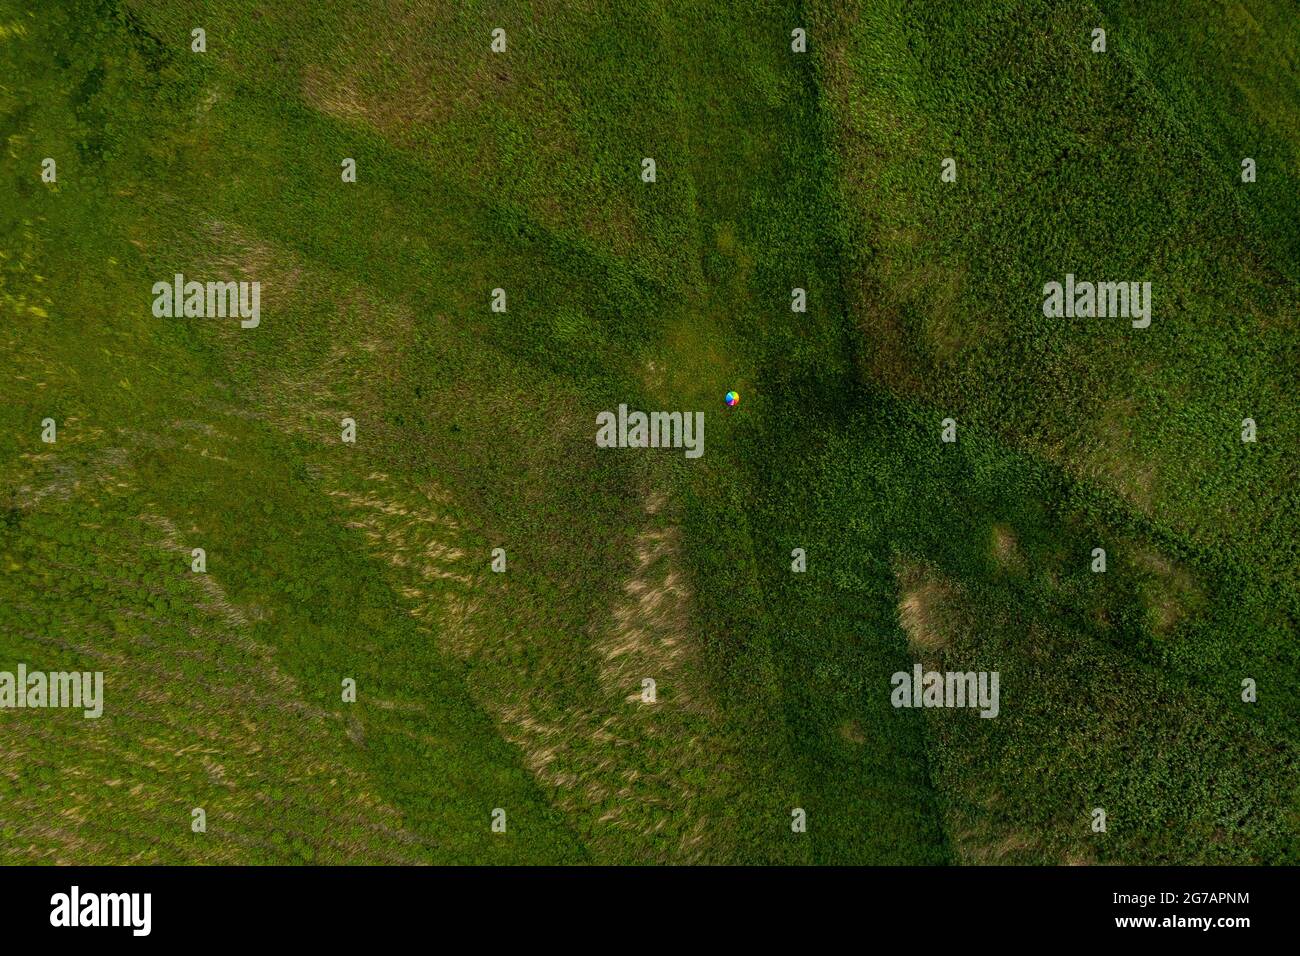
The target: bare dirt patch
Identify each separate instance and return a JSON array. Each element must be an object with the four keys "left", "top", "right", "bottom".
[
  {"left": 990, "top": 523, "right": 1021, "bottom": 571},
  {"left": 1133, "top": 548, "right": 1203, "bottom": 635},
  {"left": 895, "top": 561, "right": 960, "bottom": 655}
]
